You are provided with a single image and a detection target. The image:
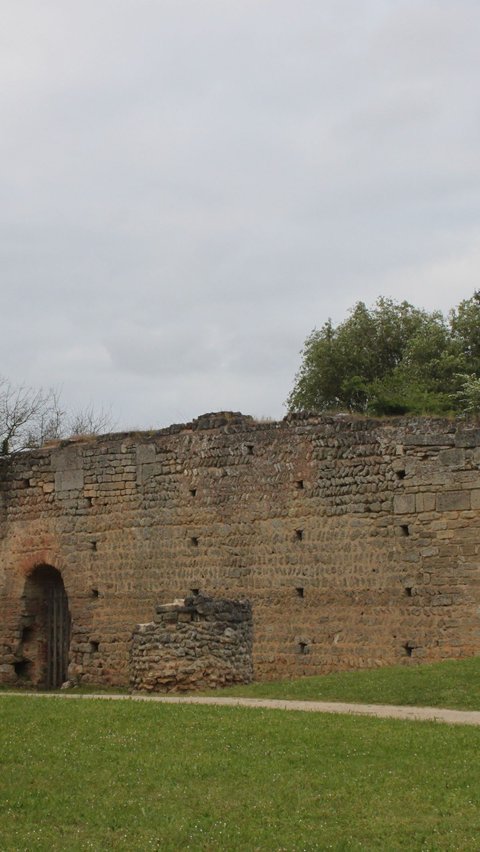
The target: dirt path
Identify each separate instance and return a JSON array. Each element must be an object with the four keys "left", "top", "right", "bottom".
[{"left": 3, "top": 691, "right": 480, "bottom": 726}]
